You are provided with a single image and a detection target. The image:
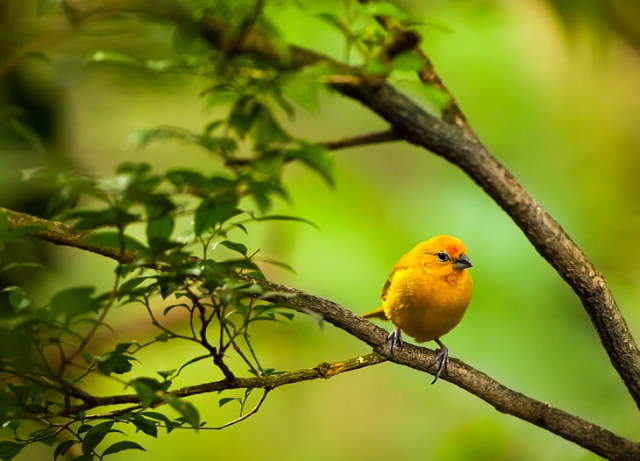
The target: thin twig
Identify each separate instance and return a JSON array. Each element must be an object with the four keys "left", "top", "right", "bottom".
[
  {"left": 320, "top": 129, "right": 399, "bottom": 150},
  {"left": 186, "top": 287, "right": 236, "bottom": 380},
  {"left": 63, "top": 267, "right": 121, "bottom": 367},
  {"left": 204, "top": 388, "right": 269, "bottom": 430},
  {"left": 224, "top": 129, "right": 400, "bottom": 168}
]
